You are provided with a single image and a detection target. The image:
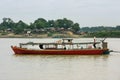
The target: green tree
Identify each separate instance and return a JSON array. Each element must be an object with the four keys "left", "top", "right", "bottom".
[
  {"left": 47, "top": 20, "right": 55, "bottom": 27},
  {"left": 116, "top": 25, "right": 120, "bottom": 30},
  {"left": 72, "top": 23, "right": 80, "bottom": 32},
  {"left": 14, "top": 20, "right": 28, "bottom": 34},
  {"left": 62, "top": 18, "right": 73, "bottom": 29},
  {"left": 55, "top": 19, "right": 64, "bottom": 28},
  {"left": 34, "top": 18, "right": 47, "bottom": 29},
  {"left": 0, "top": 18, "right": 15, "bottom": 30},
  {"left": 55, "top": 18, "right": 74, "bottom": 29}
]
